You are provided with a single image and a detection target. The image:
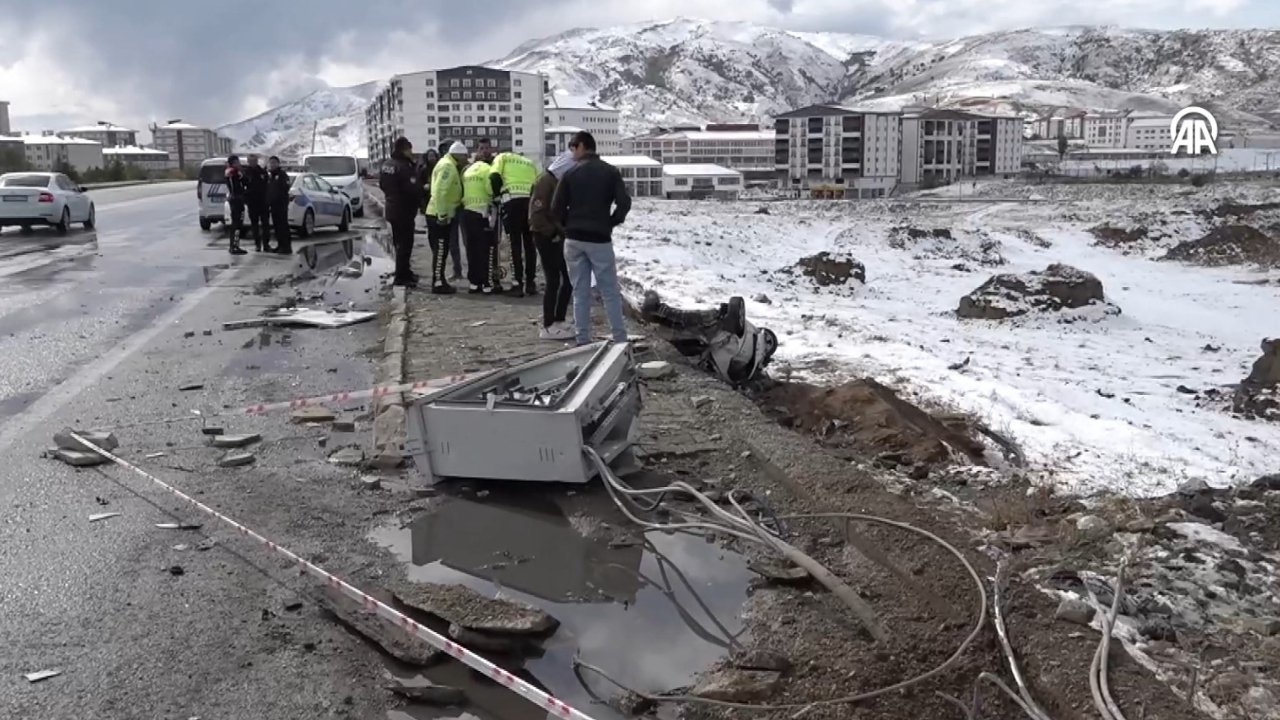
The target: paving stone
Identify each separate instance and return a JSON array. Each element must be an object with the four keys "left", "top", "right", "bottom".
[
  {"left": 54, "top": 428, "right": 119, "bottom": 453},
  {"left": 217, "top": 452, "right": 256, "bottom": 468},
  {"left": 211, "top": 433, "right": 262, "bottom": 449},
  {"left": 291, "top": 407, "right": 337, "bottom": 423},
  {"left": 53, "top": 449, "right": 111, "bottom": 467}
]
